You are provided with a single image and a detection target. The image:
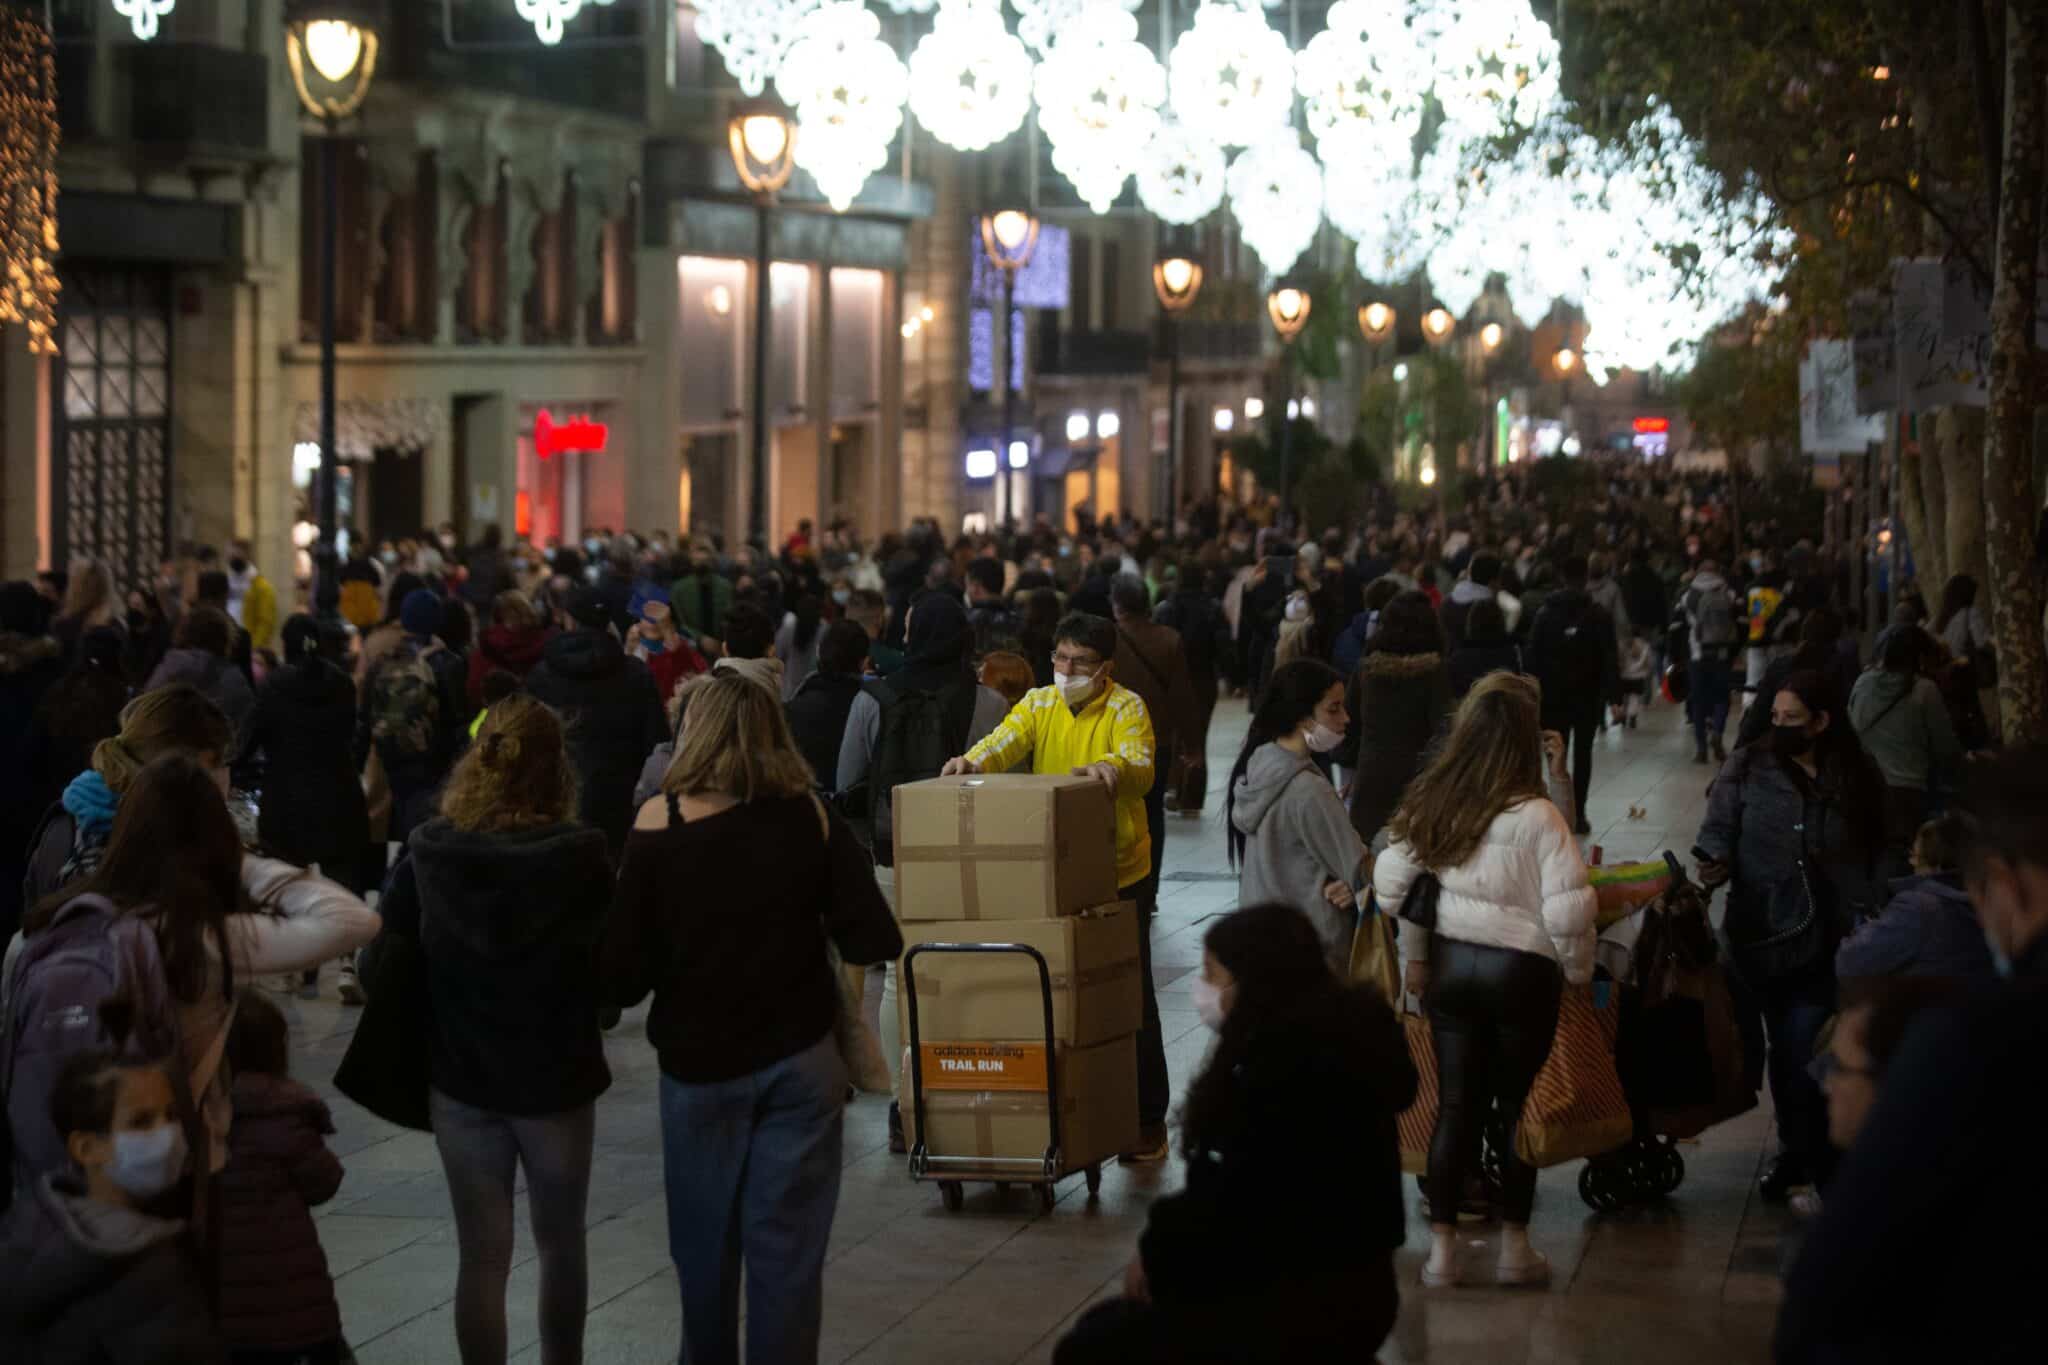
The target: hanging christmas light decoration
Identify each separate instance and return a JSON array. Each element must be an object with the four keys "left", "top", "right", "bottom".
[
  {"left": 776, "top": 1, "right": 908, "bottom": 211},
  {"left": 1134, "top": 120, "right": 1227, "bottom": 225},
  {"left": 1169, "top": 3, "right": 1294, "bottom": 150},
  {"left": 908, "top": 1, "right": 1033, "bottom": 152},
  {"left": 0, "top": 9, "right": 60, "bottom": 356},
  {"left": 515, "top": 0, "right": 617, "bottom": 46},
  {"left": 879, "top": 0, "right": 938, "bottom": 12},
  {"left": 1011, "top": 0, "right": 1141, "bottom": 59},
  {"left": 111, "top": 0, "right": 176, "bottom": 41},
  {"left": 1429, "top": 0, "right": 1563, "bottom": 138},
  {"left": 1033, "top": 3, "right": 1164, "bottom": 214},
  {"left": 1226, "top": 129, "right": 1323, "bottom": 277},
  {"left": 698, "top": 0, "right": 825, "bottom": 98},
  {"left": 1317, "top": 120, "right": 1420, "bottom": 242},
  {"left": 1293, "top": 0, "right": 1427, "bottom": 150}
]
